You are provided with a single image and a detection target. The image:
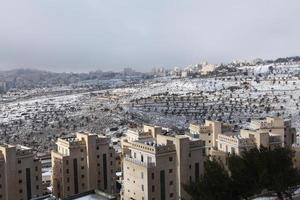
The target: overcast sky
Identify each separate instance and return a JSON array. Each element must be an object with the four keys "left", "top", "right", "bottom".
[{"left": 0, "top": 0, "right": 299, "bottom": 72}]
